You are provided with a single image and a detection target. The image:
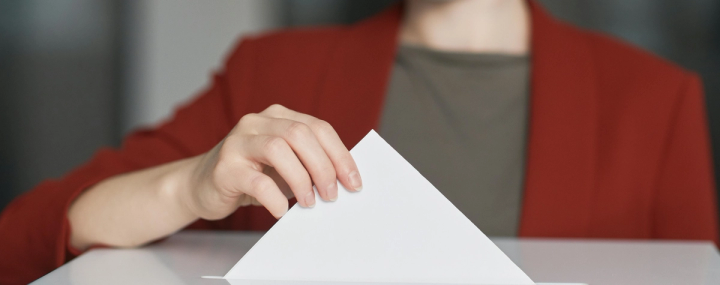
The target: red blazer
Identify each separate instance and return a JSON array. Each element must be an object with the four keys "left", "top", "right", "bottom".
[{"left": 1, "top": 2, "right": 717, "bottom": 284}]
